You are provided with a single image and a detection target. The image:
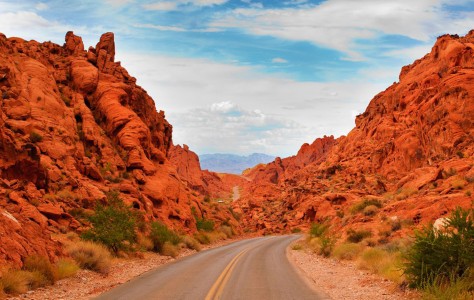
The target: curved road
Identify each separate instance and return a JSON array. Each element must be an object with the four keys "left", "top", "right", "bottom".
[{"left": 96, "top": 235, "right": 329, "bottom": 300}]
